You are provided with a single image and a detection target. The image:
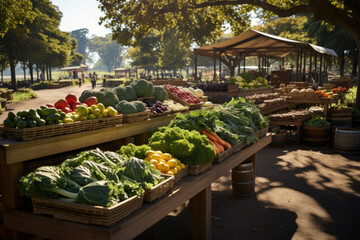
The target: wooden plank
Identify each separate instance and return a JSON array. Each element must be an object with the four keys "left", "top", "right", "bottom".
[
  {"left": 260, "top": 104, "right": 289, "bottom": 115},
  {"left": 192, "top": 186, "right": 211, "bottom": 240},
  {"left": 3, "top": 136, "right": 271, "bottom": 240},
  {"left": 0, "top": 114, "right": 176, "bottom": 165}
]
